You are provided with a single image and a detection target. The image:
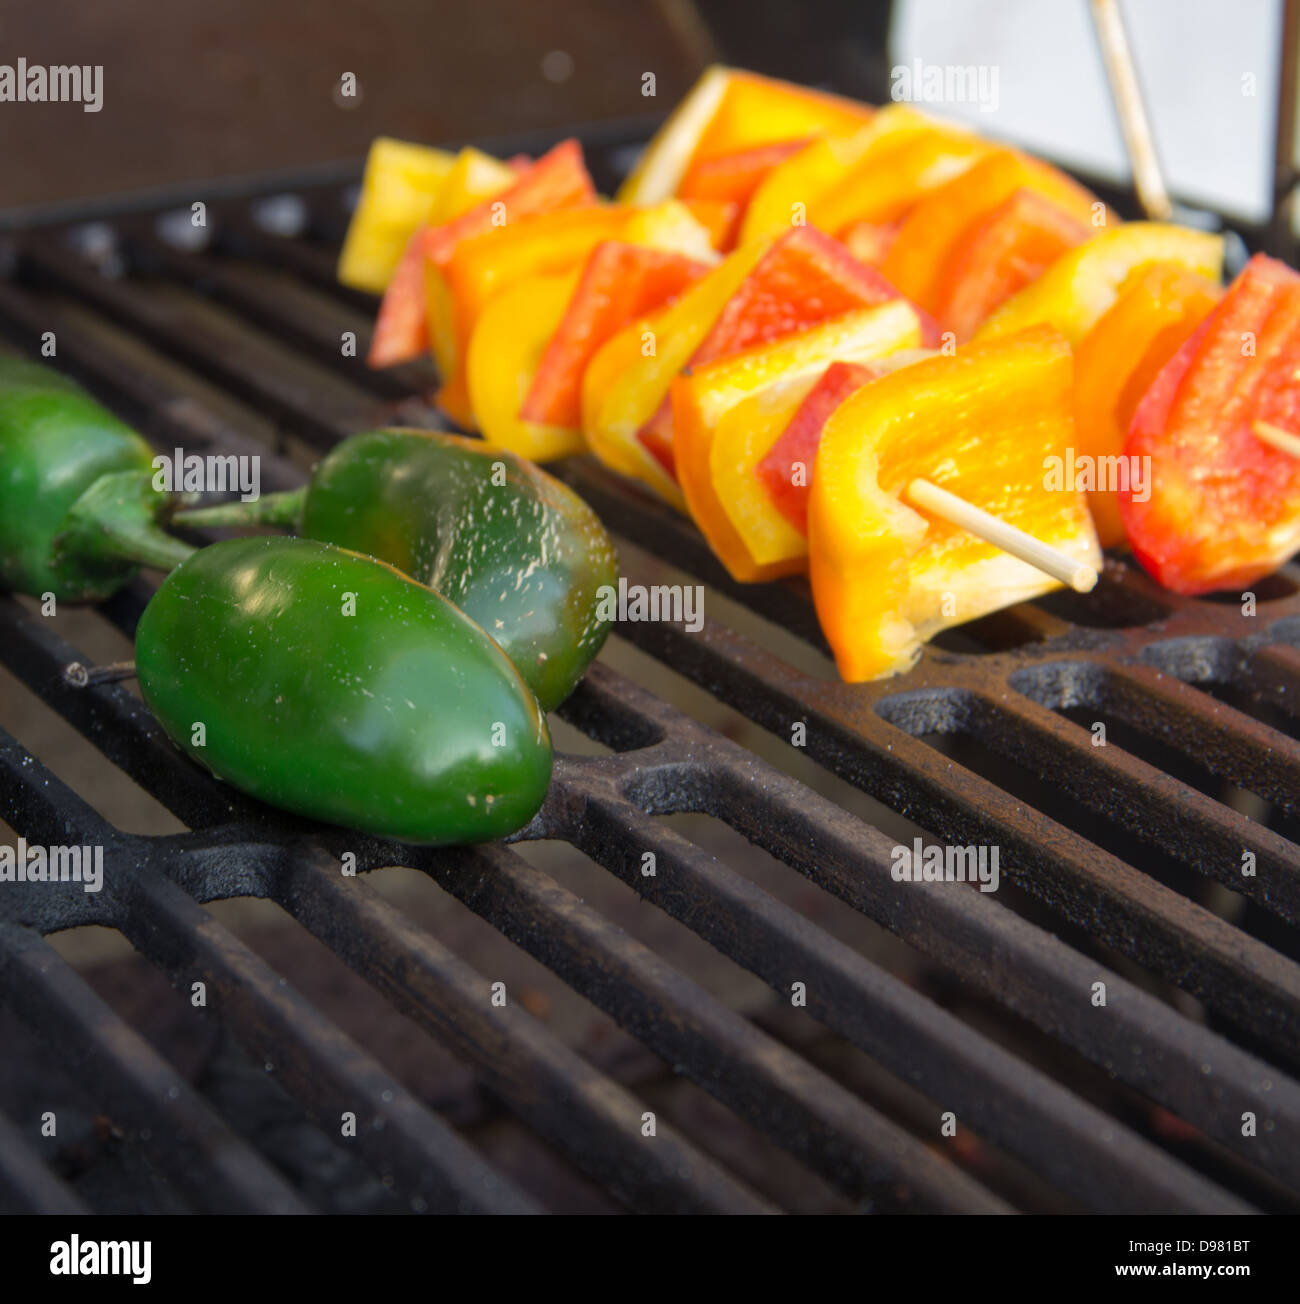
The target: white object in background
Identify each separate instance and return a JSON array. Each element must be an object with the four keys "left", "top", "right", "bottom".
[{"left": 890, "top": 0, "right": 1283, "bottom": 222}]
